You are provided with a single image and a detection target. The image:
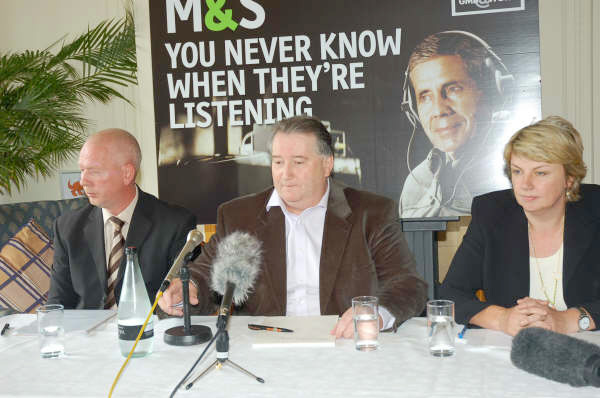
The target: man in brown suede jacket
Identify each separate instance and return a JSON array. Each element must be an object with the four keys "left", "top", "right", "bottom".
[{"left": 160, "top": 116, "right": 427, "bottom": 338}]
